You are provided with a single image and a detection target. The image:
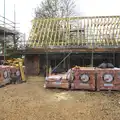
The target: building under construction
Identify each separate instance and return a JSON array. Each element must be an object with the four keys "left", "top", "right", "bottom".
[{"left": 16, "top": 16, "right": 120, "bottom": 75}]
